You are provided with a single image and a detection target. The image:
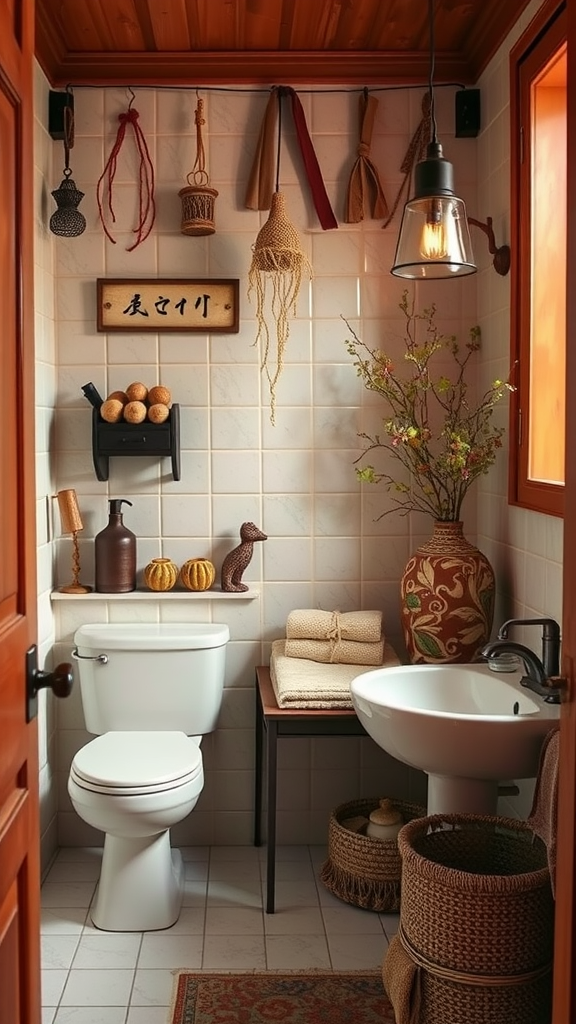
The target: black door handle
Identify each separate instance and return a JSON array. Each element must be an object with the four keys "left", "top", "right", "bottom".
[{"left": 26, "top": 645, "right": 73, "bottom": 721}]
